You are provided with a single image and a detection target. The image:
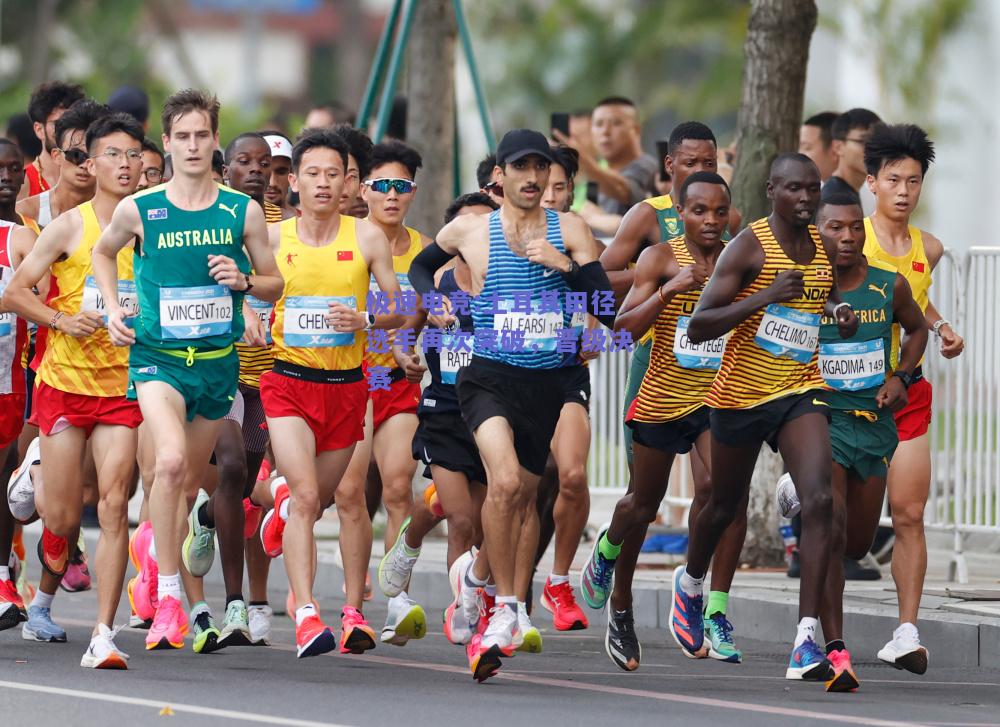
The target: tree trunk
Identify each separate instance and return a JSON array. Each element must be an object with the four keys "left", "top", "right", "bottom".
[
  {"left": 406, "top": 0, "right": 456, "bottom": 238},
  {"left": 731, "top": 0, "right": 817, "bottom": 567},
  {"left": 731, "top": 0, "right": 818, "bottom": 224},
  {"left": 339, "top": 0, "right": 370, "bottom": 110}
]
